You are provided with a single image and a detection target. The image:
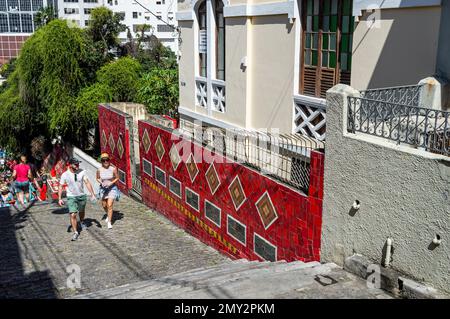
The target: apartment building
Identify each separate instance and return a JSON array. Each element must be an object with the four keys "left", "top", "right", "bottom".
[
  {"left": 0, "top": 0, "right": 178, "bottom": 64},
  {"left": 0, "top": 0, "right": 58, "bottom": 64},
  {"left": 58, "top": 0, "right": 178, "bottom": 53},
  {"left": 176, "top": 0, "right": 450, "bottom": 137}
]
